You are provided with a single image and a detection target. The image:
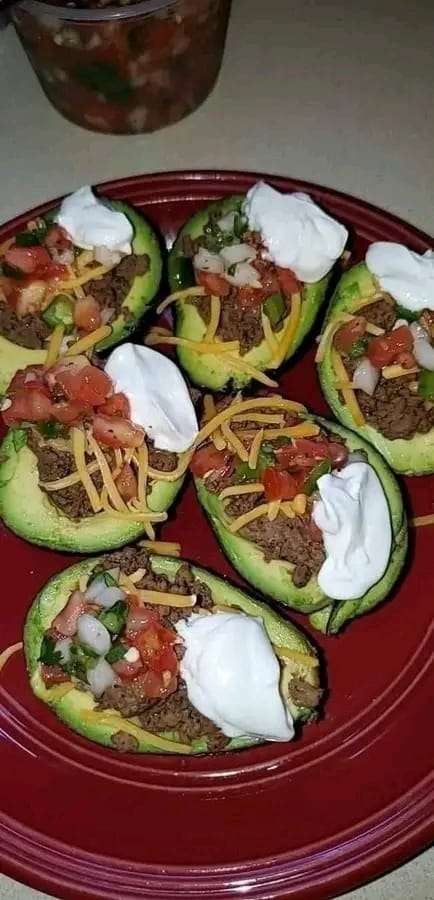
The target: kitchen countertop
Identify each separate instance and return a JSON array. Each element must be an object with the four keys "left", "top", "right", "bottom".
[{"left": 0, "top": 0, "right": 432, "bottom": 897}]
